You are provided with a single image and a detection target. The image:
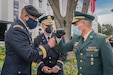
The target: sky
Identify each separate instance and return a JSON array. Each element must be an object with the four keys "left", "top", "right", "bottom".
[{"left": 94, "top": 0, "right": 113, "bottom": 25}]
